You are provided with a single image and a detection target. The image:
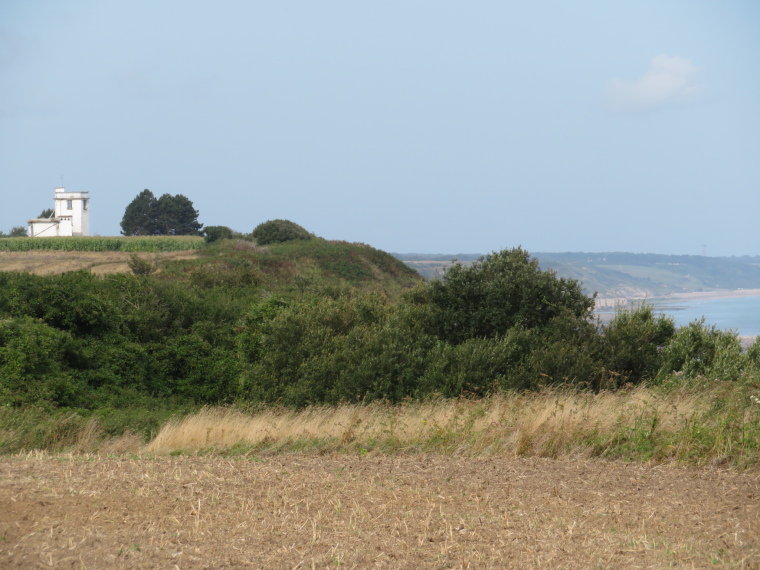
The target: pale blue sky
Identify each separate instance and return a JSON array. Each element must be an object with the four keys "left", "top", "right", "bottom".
[{"left": 2, "top": 1, "right": 759, "bottom": 256}]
